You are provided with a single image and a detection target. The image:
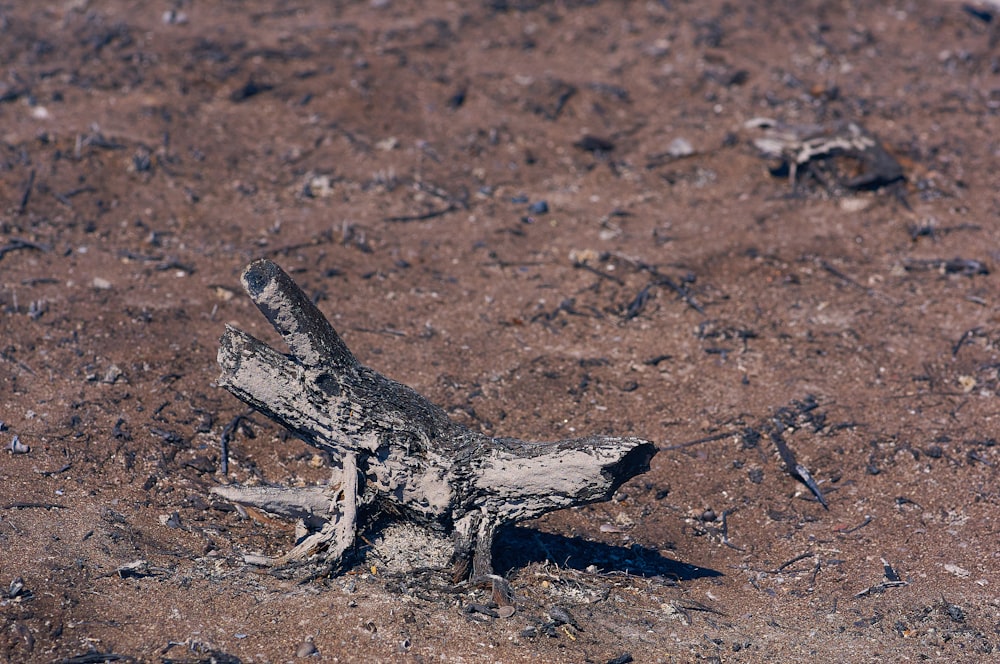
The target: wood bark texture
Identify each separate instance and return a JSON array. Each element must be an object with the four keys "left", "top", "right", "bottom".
[{"left": 213, "top": 259, "right": 657, "bottom": 580}]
